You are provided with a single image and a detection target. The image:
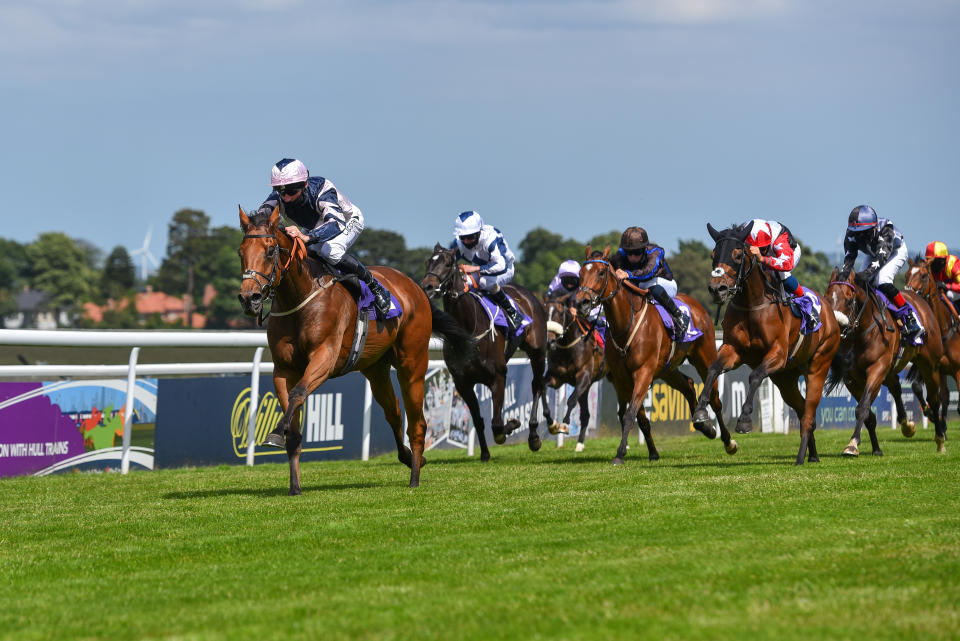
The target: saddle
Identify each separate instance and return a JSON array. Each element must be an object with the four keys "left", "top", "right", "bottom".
[{"left": 471, "top": 291, "right": 532, "bottom": 338}]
